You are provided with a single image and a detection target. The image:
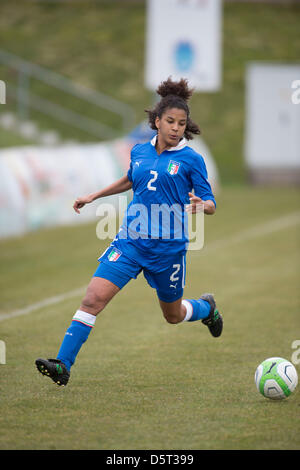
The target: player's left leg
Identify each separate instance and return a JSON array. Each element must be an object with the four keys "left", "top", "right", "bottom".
[
  {"left": 159, "top": 294, "right": 223, "bottom": 338},
  {"left": 158, "top": 295, "right": 209, "bottom": 324},
  {"left": 144, "top": 253, "right": 223, "bottom": 337},
  {"left": 158, "top": 297, "right": 185, "bottom": 323}
]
